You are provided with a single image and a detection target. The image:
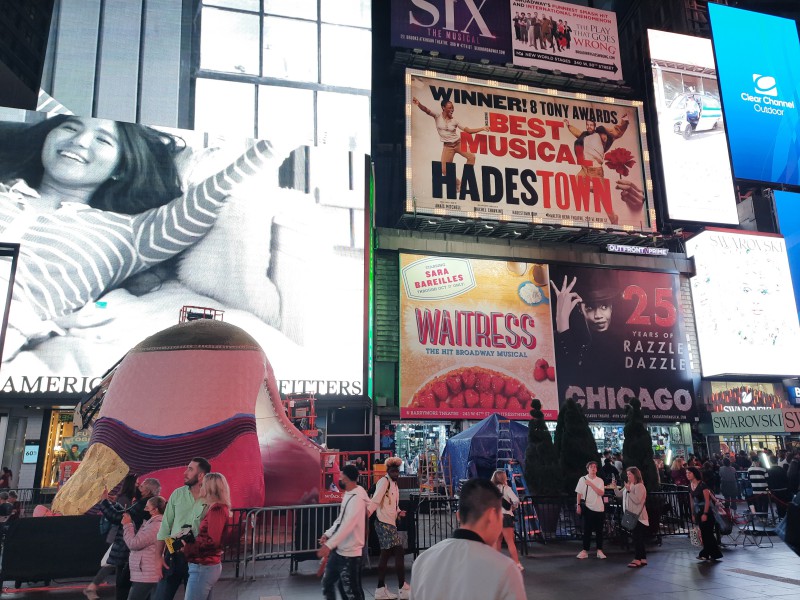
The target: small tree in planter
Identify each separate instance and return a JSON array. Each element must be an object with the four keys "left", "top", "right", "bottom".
[
  {"left": 622, "top": 398, "right": 659, "bottom": 491},
  {"left": 556, "top": 397, "right": 601, "bottom": 494},
  {"left": 525, "top": 399, "right": 562, "bottom": 495},
  {"left": 524, "top": 399, "right": 562, "bottom": 535}
]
